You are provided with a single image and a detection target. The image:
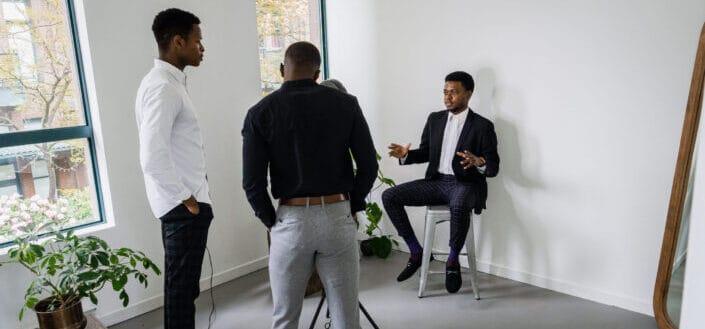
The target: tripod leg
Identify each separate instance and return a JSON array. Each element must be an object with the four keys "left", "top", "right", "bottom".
[
  {"left": 309, "top": 292, "right": 326, "bottom": 329},
  {"left": 359, "top": 301, "right": 379, "bottom": 329}
]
